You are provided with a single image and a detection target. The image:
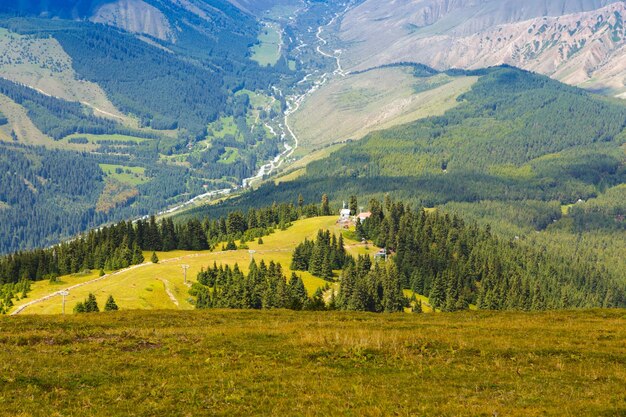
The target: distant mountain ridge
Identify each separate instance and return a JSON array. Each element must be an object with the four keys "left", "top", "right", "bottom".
[{"left": 340, "top": 0, "right": 626, "bottom": 97}]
